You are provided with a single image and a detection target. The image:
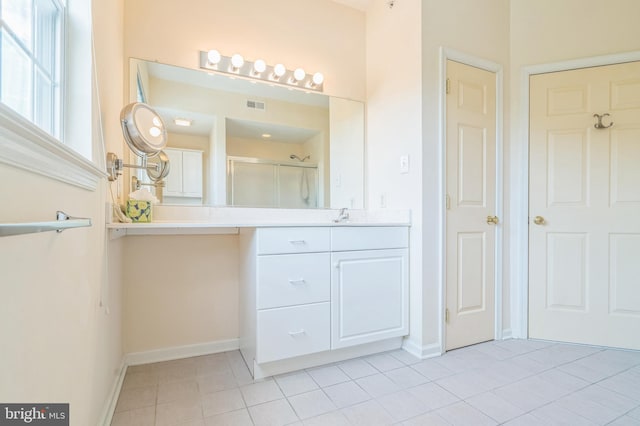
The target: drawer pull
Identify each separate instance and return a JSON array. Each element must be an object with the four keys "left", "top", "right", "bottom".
[
  {"left": 288, "top": 279, "right": 306, "bottom": 285},
  {"left": 288, "top": 239, "right": 306, "bottom": 245},
  {"left": 288, "top": 329, "right": 306, "bottom": 337}
]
